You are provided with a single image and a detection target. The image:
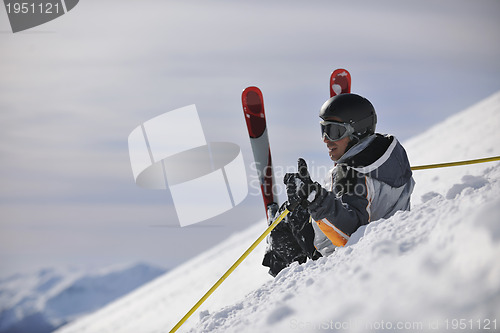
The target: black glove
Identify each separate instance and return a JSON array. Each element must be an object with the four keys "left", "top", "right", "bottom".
[
  {"left": 263, "top": 201, "right": 321, "bottom": 277},
  {"left": 266, "top": 202, "right": 280, "bottom": 226},
  {"left": 263, "top": 202, "right": 308, "bottom": 277},
  {"left": 286, "top": 205, "right": 322, "bottom": 261},
  {"left": 284, "top": 158, "right": 322, "bottom": 210}
]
